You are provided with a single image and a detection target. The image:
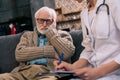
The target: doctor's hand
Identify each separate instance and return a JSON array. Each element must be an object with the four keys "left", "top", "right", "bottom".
[
  {"left": 53, "top": 60, "right": 72, "bottom": 71},
  {"left": 73, "top": 67, "right": 103, "bottom": 80}
]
